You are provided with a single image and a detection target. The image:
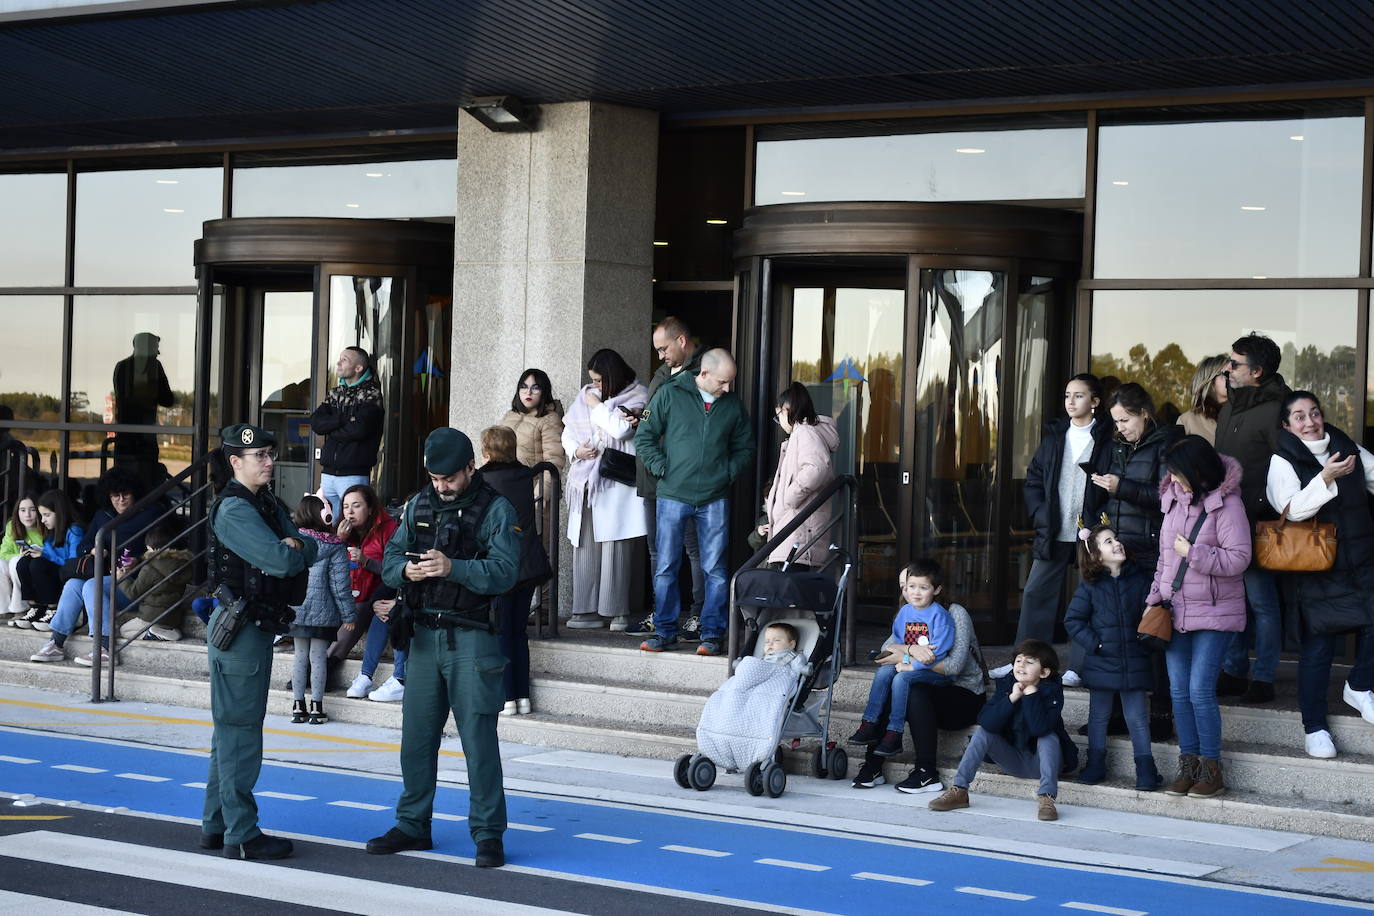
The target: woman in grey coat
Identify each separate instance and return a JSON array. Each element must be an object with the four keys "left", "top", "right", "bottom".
[{"left": 287, "top": 495, "right": 355, "bottom": 724}]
